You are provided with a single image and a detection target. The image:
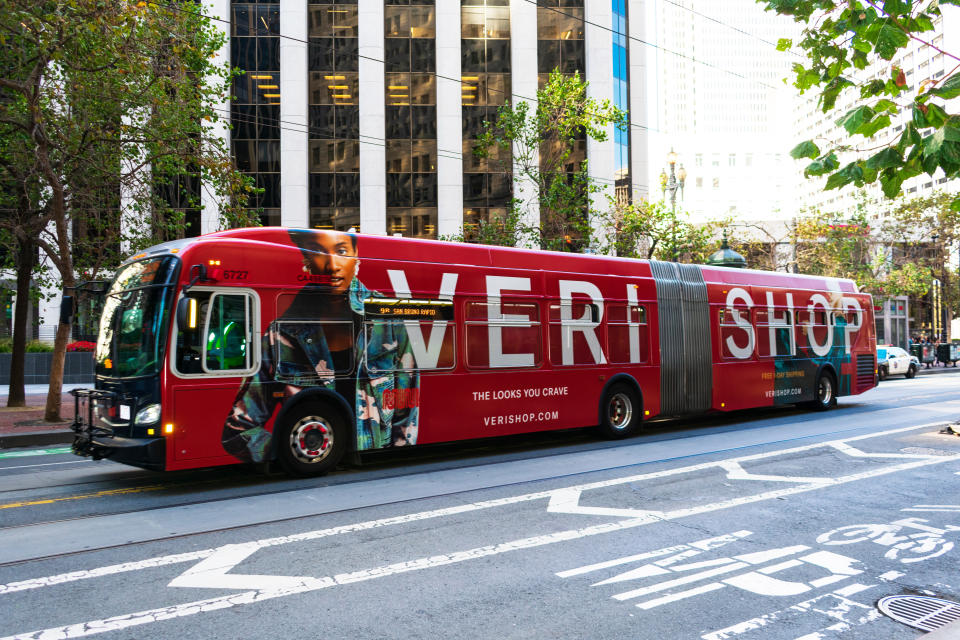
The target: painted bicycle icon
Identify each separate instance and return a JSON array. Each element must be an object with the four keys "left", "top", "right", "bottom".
[{"left": 816, "top": 517, "right": 960, "bottom": 564}]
